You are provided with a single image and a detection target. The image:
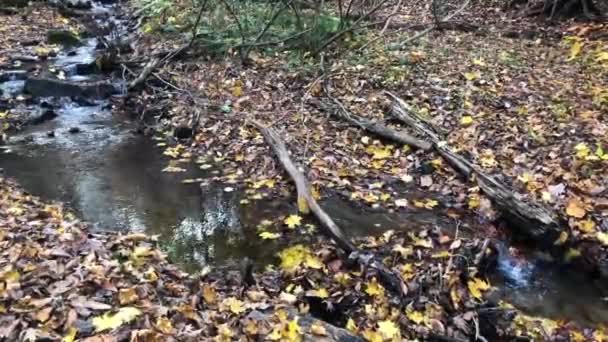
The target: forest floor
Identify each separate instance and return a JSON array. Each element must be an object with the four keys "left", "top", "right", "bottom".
[{"left": 0, "top": 0, "right": 607, "bottom": 341}]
